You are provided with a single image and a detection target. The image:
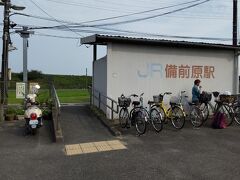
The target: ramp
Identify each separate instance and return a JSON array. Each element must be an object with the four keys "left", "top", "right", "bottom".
[{"left": 60, "top": 105, "right": 114, "bottom": 144}]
